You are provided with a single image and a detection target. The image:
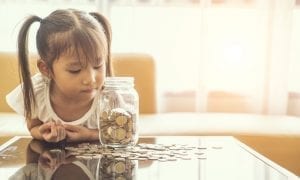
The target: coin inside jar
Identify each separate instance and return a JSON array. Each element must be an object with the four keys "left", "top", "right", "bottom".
[
  {"left": 99, "top": 77, "right": 139, "bottom": 148},
  {"left": 115, "top": 115, "right": 127, "bottom": 126},
  {"left": 101, "top": 111, "right": 109, "bottom": 120},
  {"left": 99, "top": 107, "right": 137, "bottom": 147},
  {"left": 115, "top": 128, "right": 126, "bottom": 140}
]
